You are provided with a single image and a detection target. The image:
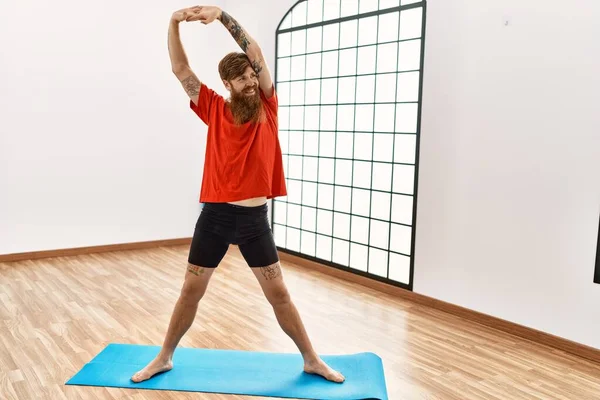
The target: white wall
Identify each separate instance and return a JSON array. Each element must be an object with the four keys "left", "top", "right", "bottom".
[
  {"left": 0, "top": 0, "right": 234, "bottom": 254},
  {"left": 414, "top": 0, "right": 600, "bottom": 349},
  {"left": 231, "top": 0, "right": 600, "bottom": 349}
]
